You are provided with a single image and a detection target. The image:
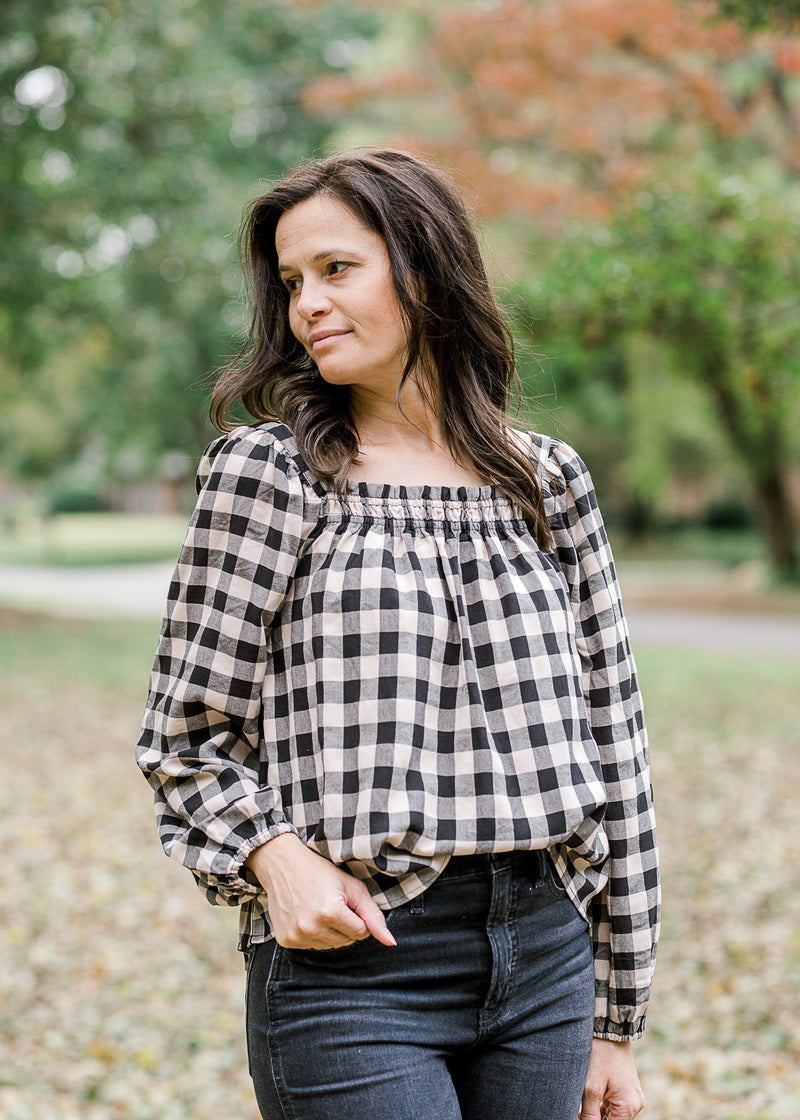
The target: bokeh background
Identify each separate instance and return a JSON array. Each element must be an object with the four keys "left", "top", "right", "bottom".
[{"left": 1, "top": 1, "right": 799, "bottom": 1117}]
